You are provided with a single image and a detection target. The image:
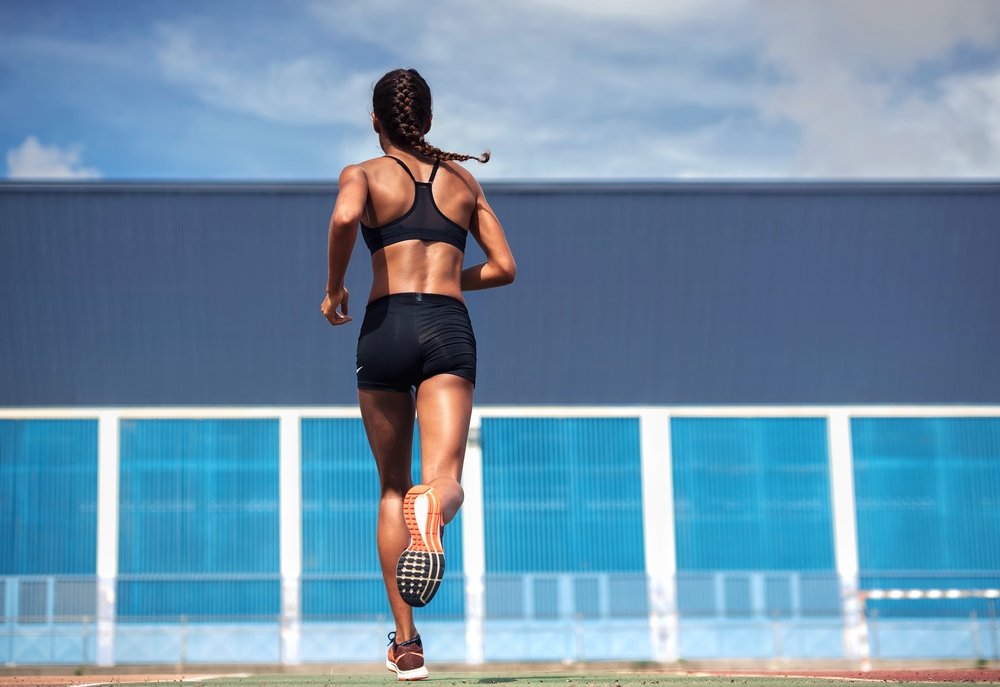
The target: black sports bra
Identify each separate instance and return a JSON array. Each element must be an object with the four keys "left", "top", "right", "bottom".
[{"left": 360, "top": 156, "right": 468, "bottom": 254}]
